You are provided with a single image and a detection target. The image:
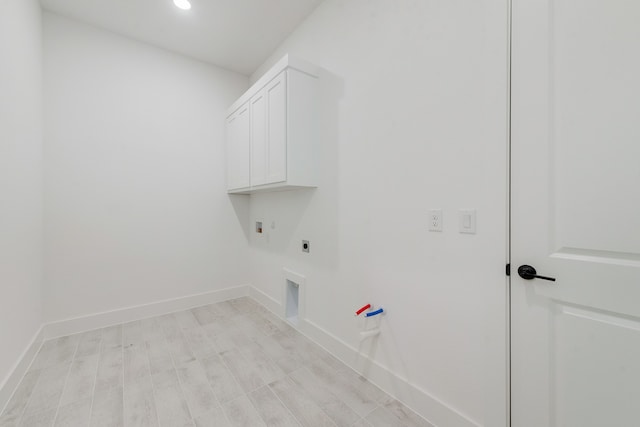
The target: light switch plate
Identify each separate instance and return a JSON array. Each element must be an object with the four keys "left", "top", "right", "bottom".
[
  {"left": 428, "top": 209, "right": 443, "bottom": 232},
  {"left": 459, "top": 209, "right": 476, "bottom": 234}
]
